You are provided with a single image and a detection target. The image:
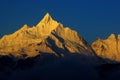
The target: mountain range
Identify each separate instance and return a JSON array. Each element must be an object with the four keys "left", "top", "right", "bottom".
[{"left": 0, "top": 13, "right": 119, "bottom": 64}]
